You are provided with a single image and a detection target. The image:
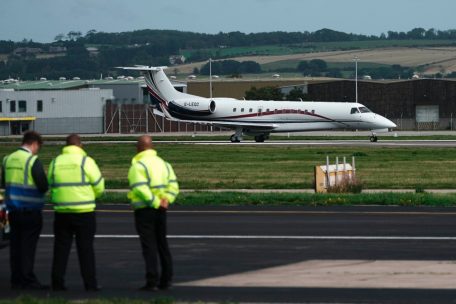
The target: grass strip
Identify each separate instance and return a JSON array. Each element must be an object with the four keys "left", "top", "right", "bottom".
[{"left": 100, "top": 191, "right": 456, "bottom": 207}]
